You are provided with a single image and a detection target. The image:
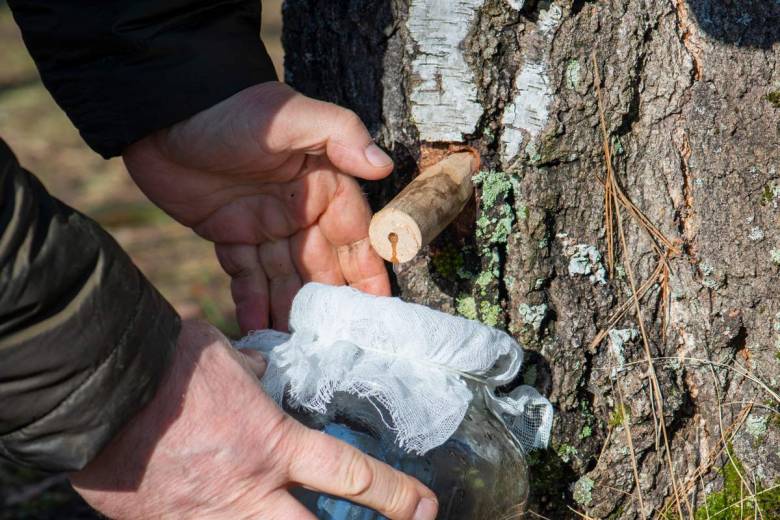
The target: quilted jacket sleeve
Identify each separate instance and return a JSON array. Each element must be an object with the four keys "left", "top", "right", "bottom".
[{"left": 0, "top": 140, "right": 180, "bottom": 472}]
